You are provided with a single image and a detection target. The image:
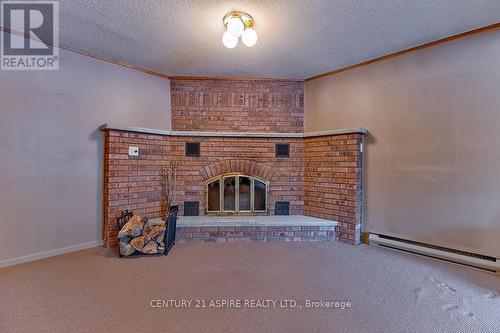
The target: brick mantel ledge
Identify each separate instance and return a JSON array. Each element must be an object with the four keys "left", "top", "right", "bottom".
[{"left": 99, "top": 123, "right": 368, "bottom": 138}]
